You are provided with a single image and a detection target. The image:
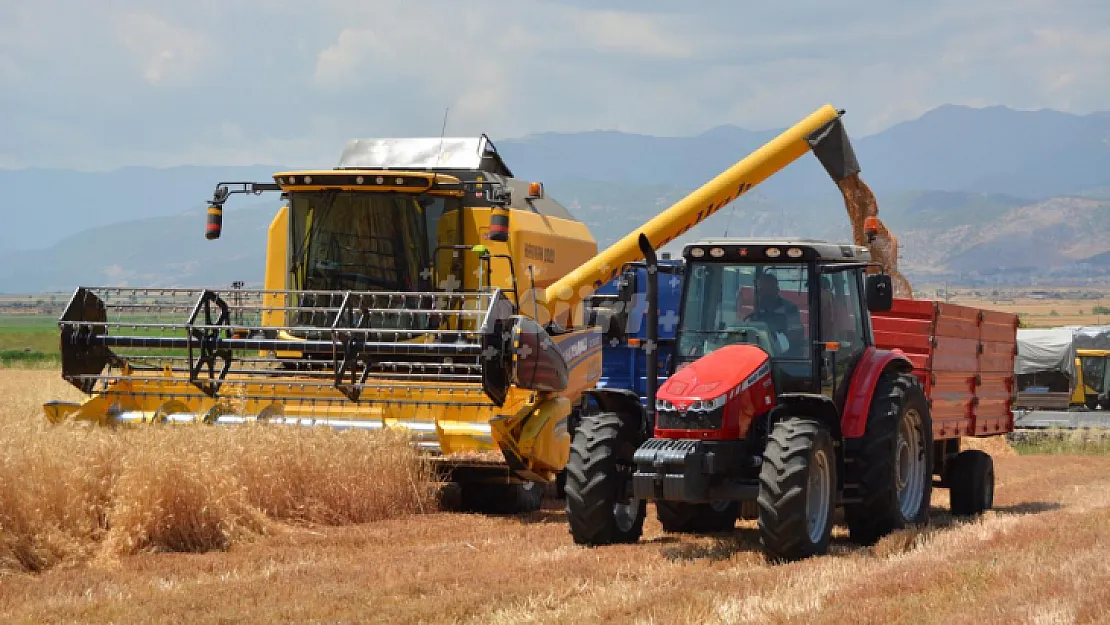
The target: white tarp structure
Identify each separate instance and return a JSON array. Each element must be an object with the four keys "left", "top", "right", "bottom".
[{"left": 1016, "top": 327, "right": 1078, "bottom": 380}]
